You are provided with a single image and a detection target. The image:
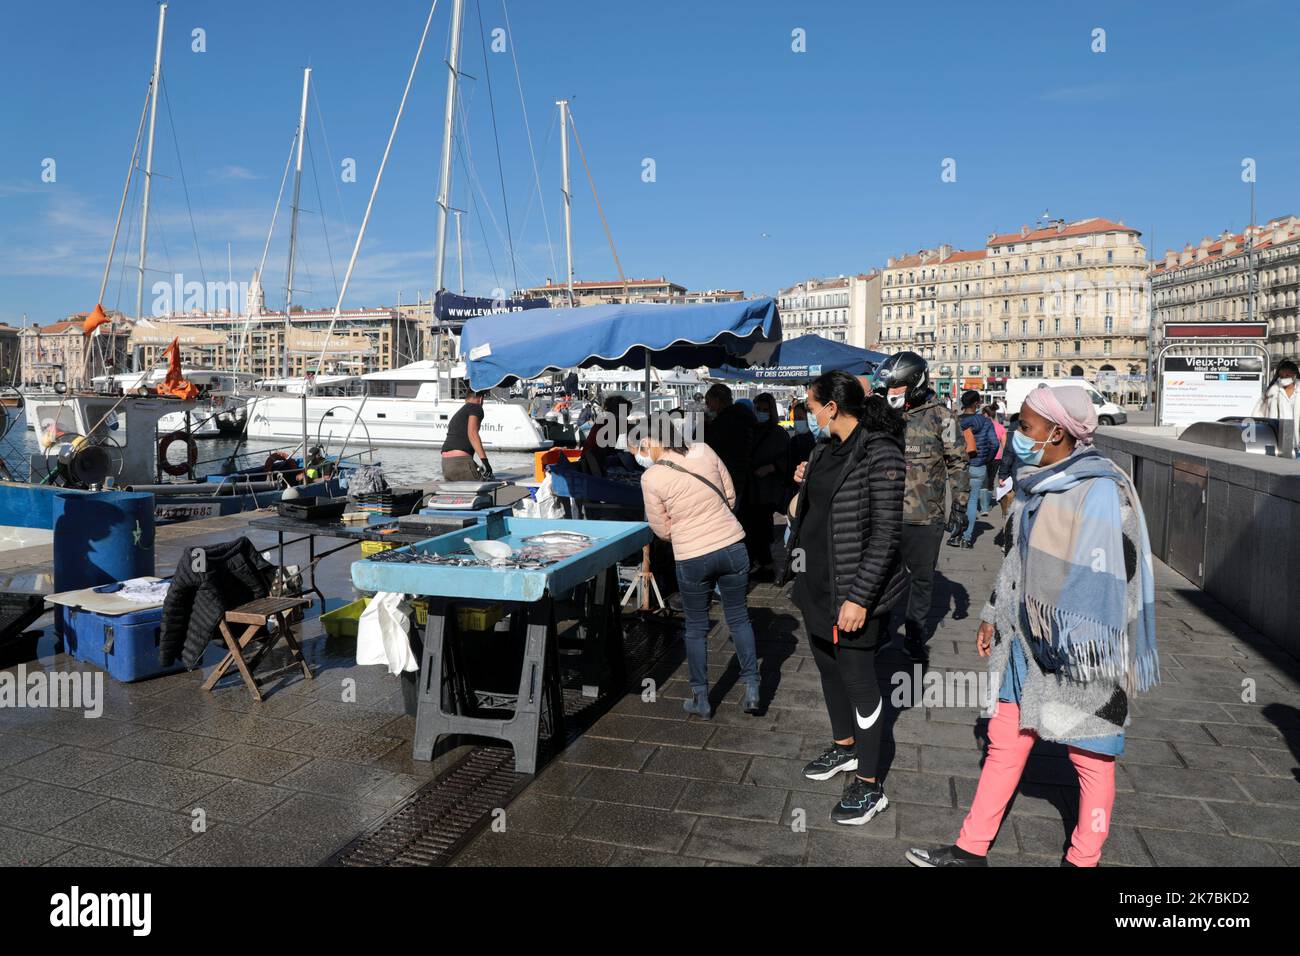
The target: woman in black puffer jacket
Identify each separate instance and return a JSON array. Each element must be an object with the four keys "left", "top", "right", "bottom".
[{"left": 783, "top": 370, "right": 907, "bottom": 828}]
